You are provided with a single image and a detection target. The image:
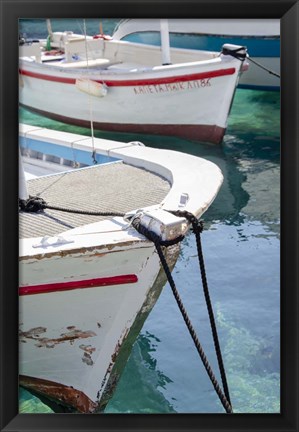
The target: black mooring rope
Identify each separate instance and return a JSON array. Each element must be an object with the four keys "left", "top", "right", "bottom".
[
  {"left": 19, "top": 196, "right": 232, "bottom": 412},
  {"left": 132, "top": 214, "right": 233, "bottom": 414},
  {"left": 171, "top": 210, "right": 232, "bottom": 407},
  {"left": 247, "top": 55, "right": 280, "bottom": 78},
  {"left": 19, "top": 196, "right": 125, "bottom": 218},
  {"left": 222, "top": 44, "right": 280, "bottom": 78},
  {"left": 45, "top": 204, "right": 125, "bottom": 218}
]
